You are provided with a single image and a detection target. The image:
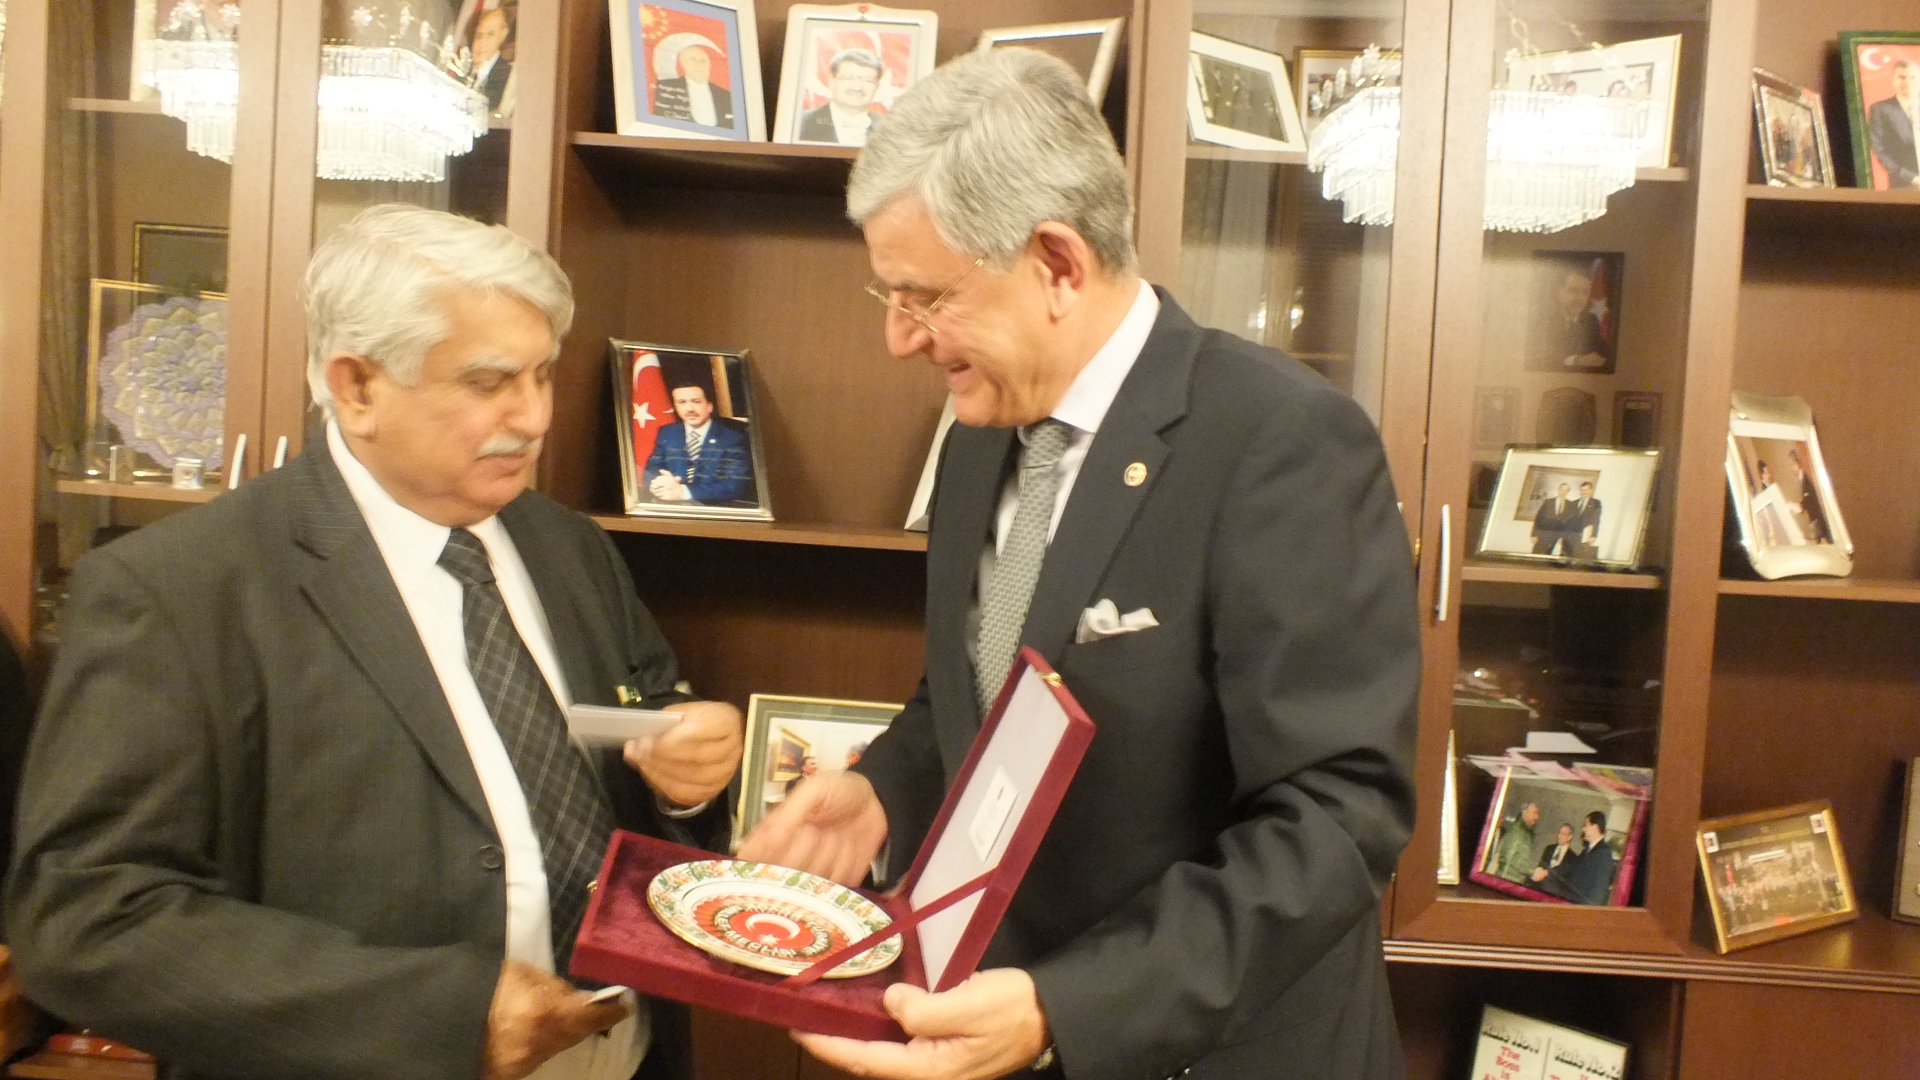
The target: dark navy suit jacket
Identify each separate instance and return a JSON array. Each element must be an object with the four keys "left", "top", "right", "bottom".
[{"left": 643, "top": 417, "right": 756, "bottom": 506}]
